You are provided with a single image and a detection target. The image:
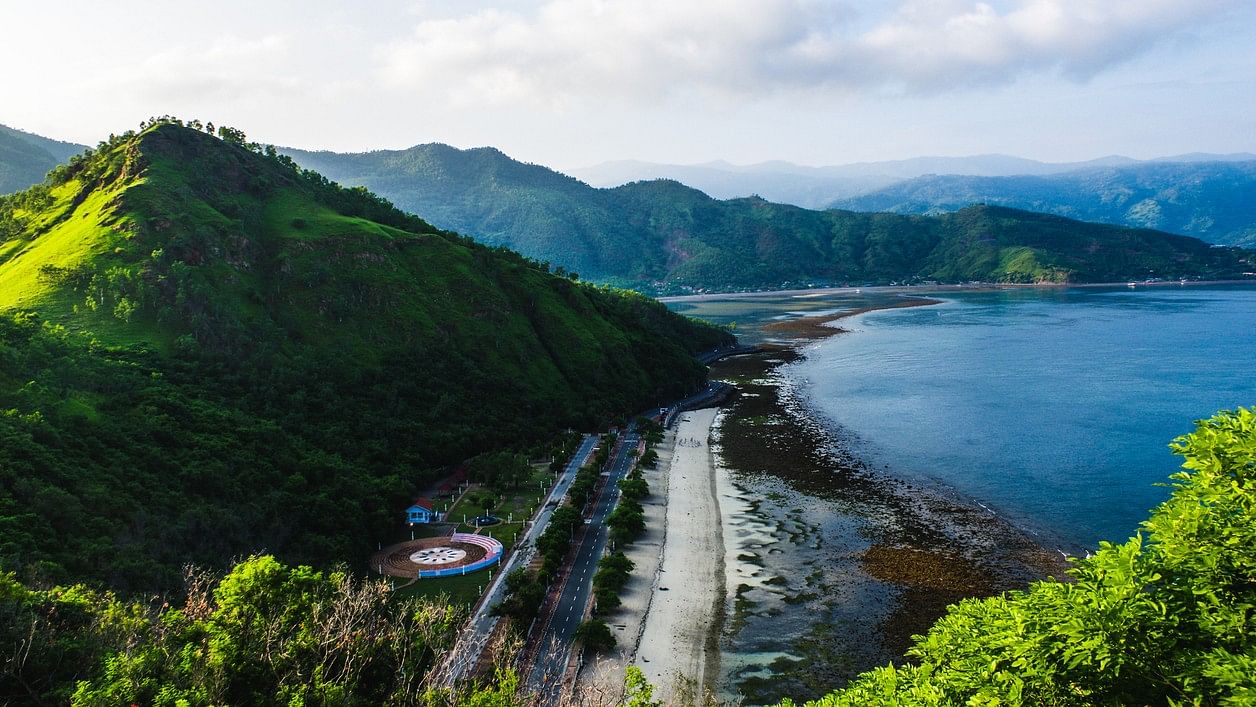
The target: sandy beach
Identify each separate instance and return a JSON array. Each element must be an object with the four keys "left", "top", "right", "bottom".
[
  {"left": 572, "top": 418, "right": 677, "bottom": 702},
  {"left": 635, "top": 406, "right": 725, "bottom": 700}
]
